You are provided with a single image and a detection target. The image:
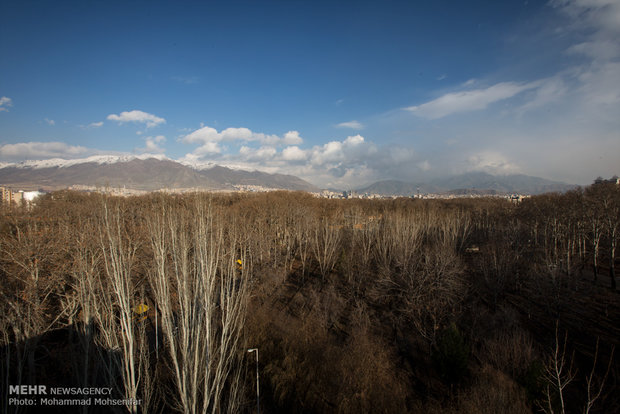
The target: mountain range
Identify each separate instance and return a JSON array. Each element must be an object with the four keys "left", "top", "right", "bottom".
[
  {"left": 0, "top": 155, "right": 577, "bottom": 195},
  {"left": 0, "top": 155, "right": 319, "bottom": 192},
  {"left": 356, "top": 172, "right": 577, "bottom": 195}
]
